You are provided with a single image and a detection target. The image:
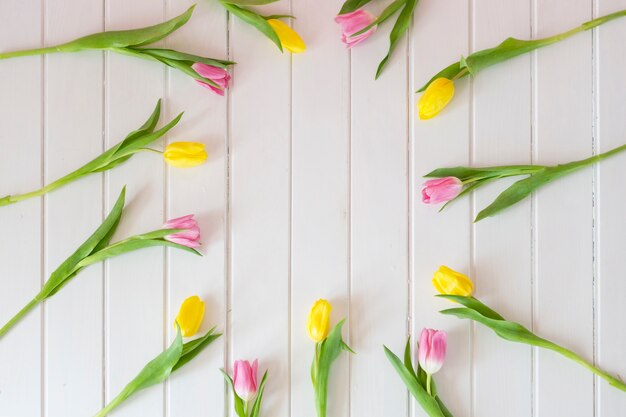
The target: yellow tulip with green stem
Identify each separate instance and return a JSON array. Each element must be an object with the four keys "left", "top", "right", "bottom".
[
  {"left": 434, "top": 266, "right": 626, "bottom": 393},
  {"left": 307, "top": 299, "right": 354, "bottom": 417},
  {"left": 215, "top": 0, "right": 305, "bottom": 53},
  {"left": 0, "top": 100, "right": 207, "bottom": 207},
  {"left": 417, "top": 9, "right": 626, "bottom": 119}
]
